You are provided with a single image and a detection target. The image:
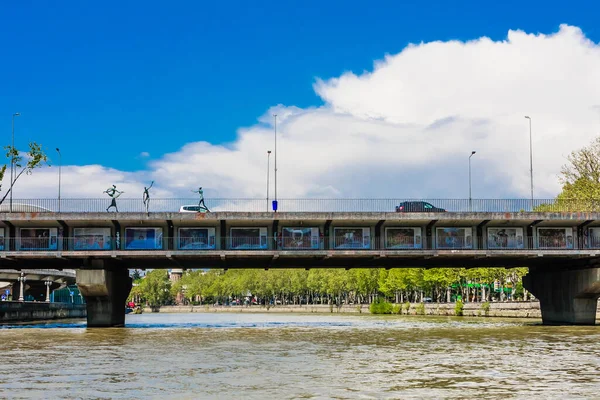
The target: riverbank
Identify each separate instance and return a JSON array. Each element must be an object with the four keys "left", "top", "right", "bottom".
[
  {"left": 143, "top": 301, "right": 555, "bottom": 318},
  {"left": 0, "top": 301, "right": 86, "bottom": 323}
]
